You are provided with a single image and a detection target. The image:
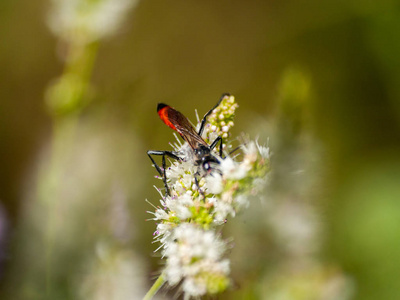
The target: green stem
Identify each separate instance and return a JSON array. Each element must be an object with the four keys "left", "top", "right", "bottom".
[
  {"left": 143, "top": 272, "right": 166, "bottom": 300},
  {"left": 43, "top": 39, "right": 99, "bottom": 296},
  {"left": 44, "top": 117, "right": 79, "bottom": 296}
]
